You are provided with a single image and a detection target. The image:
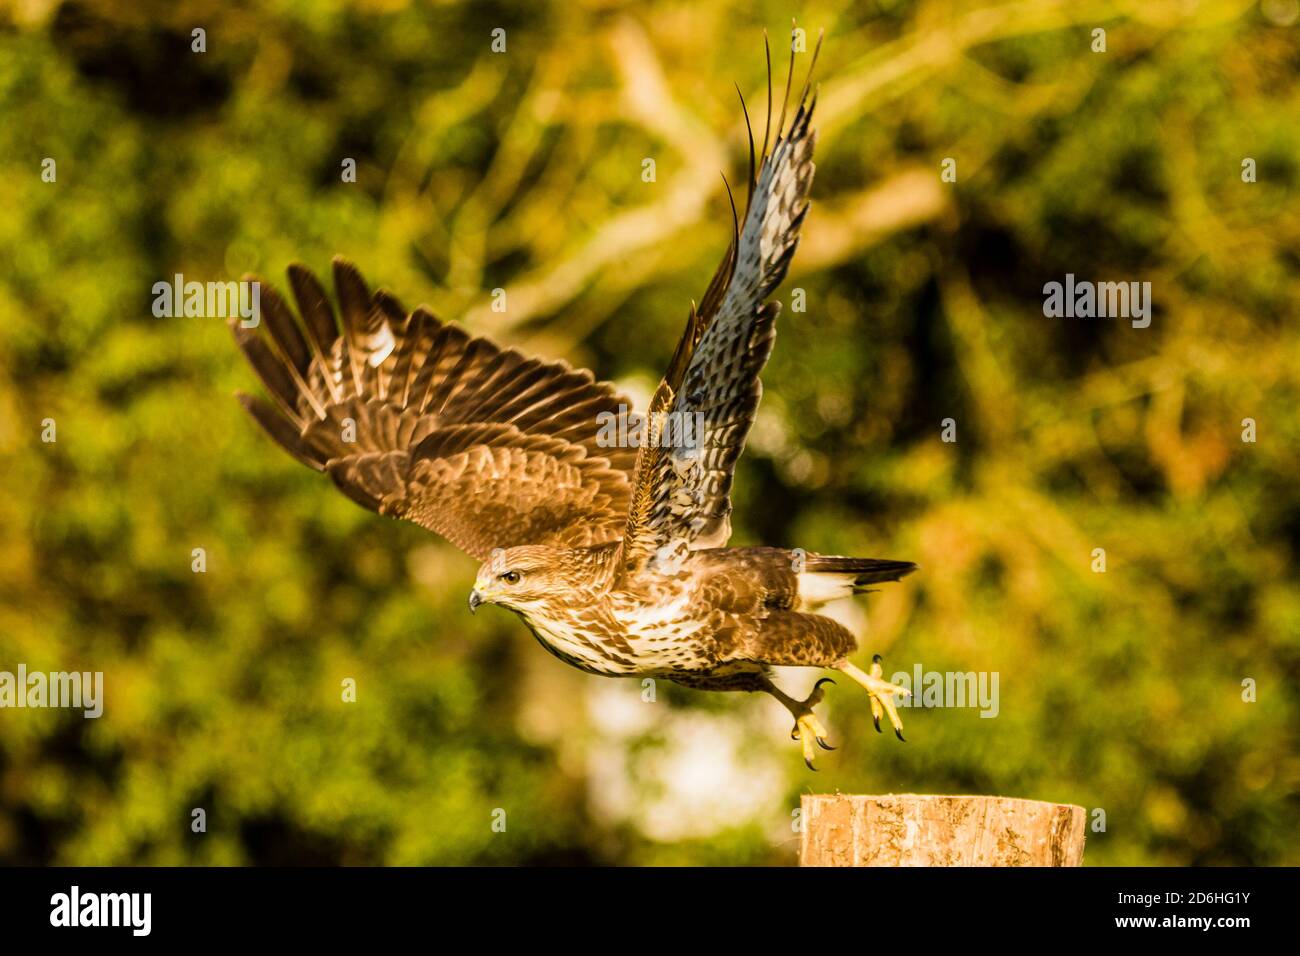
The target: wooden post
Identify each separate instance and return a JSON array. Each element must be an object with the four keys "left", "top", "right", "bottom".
[{"left": 800, "top": 794, "right": 1086, "bottom": 866}]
